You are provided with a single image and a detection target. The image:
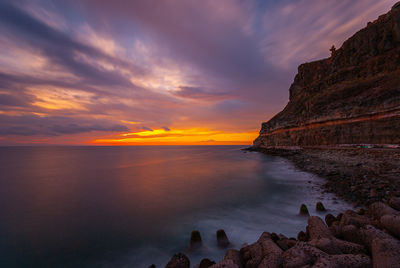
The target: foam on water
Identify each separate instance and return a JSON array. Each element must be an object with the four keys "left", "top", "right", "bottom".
[{"left": 95, "top": 154, "right": 351, "bottom": 267}]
